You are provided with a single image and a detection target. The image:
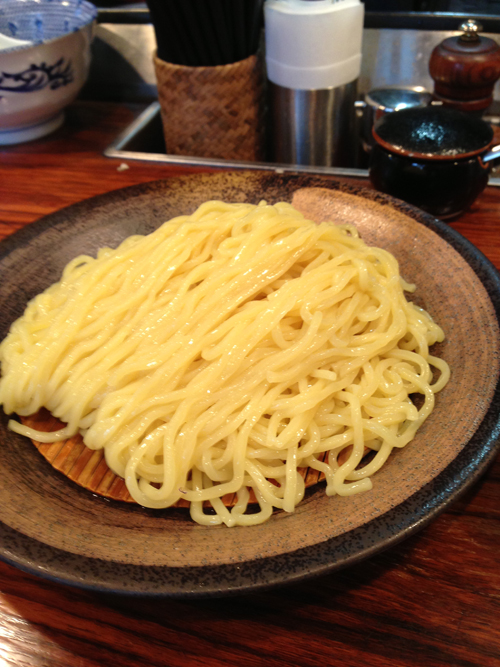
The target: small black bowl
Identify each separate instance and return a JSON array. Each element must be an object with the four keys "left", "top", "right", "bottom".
[{"left": 369, "top": 106, "right": 500, "bottom": 219}]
